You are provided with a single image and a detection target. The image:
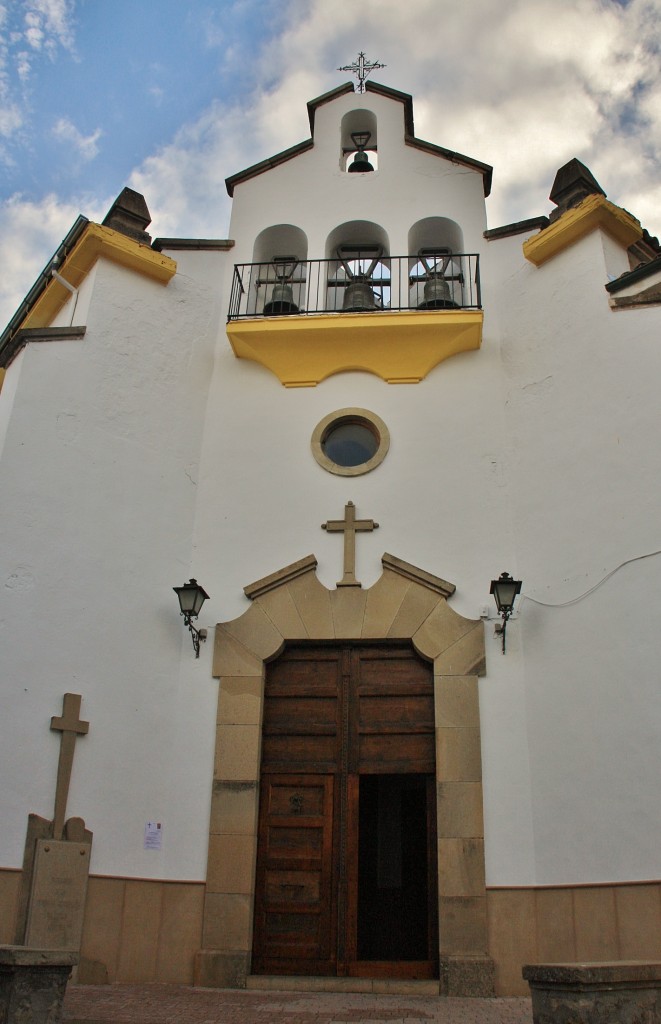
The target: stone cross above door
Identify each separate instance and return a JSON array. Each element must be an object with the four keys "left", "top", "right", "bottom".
[{"left": 321, "top": 500, "right": 379, "bottom": 587}]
